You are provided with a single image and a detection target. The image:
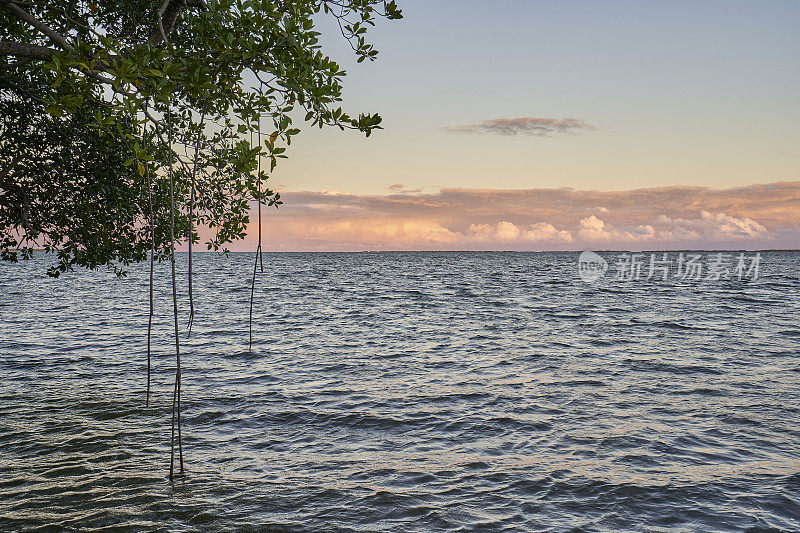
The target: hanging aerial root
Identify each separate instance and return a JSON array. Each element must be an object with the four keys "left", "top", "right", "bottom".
[
  {"left": 187, "top": 104, "right": 208, "bottom": 338},
  {"left": 166, "top": 107, "right": 184, "bottom": 479},
  {"left": 169, "top": 376, "right": 177, "bottom": 479},
  {"left": 146, "top": 167, "right": 154, "bottom": 408},
  {"left": 257, "top": 114, "right": 264, "bottom": 273},
  {"left": 145, "top": 101, "right": 155, "bottom": 408},
  {"left": 248, "top": 124, "right": 256, "bottom": 353},
  {"left": 249, "top": 116, "right": 265, "bottom": 354},
  {"left": 249, "top": 245, "right": 258, "bottom": 353}
]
